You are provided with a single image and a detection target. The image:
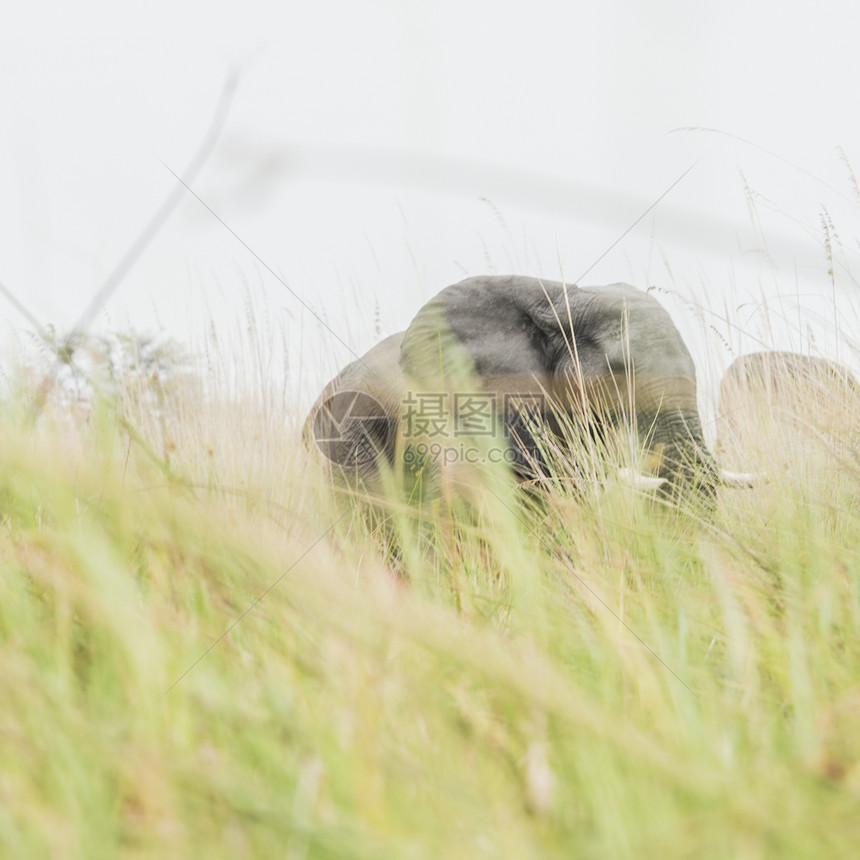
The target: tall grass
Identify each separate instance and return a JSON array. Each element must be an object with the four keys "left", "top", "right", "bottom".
[{"left": 2, "top": 314, "right": 860, "bottom": 859}]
